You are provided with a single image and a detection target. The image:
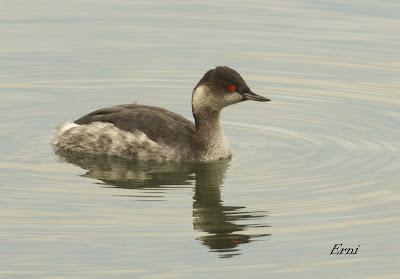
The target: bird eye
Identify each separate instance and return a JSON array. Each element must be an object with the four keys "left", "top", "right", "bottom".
[{"left": 228, "top": 85, "right": 237, "bottom": 92}]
